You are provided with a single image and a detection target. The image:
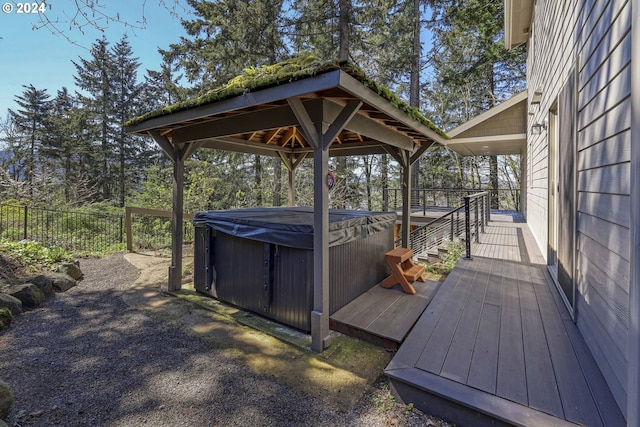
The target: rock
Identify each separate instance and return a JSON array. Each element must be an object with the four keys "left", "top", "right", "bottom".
[
  {"left": 49, "top": 273, "right": 76, "bottom": 292},
  {"left": 0, "top": 419, "right": 7, "bottom": 427},
  {"left": 0, "top": 380, "right": 14, "bottom": 419},
  {"left": 0, "top": 309, "right": 12, "bottom": 329},
  {"left": 29, "top": 275, "right": 54, "bottom": 296},
  {"left": 0, "top": 293, "right": 22, "bottom": 315},
  {"left": 59, "top": 261, "right": 82, "bottom": 280},
  {"left": 8, "top": 283, "right": 45, "bottom": 308}
]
